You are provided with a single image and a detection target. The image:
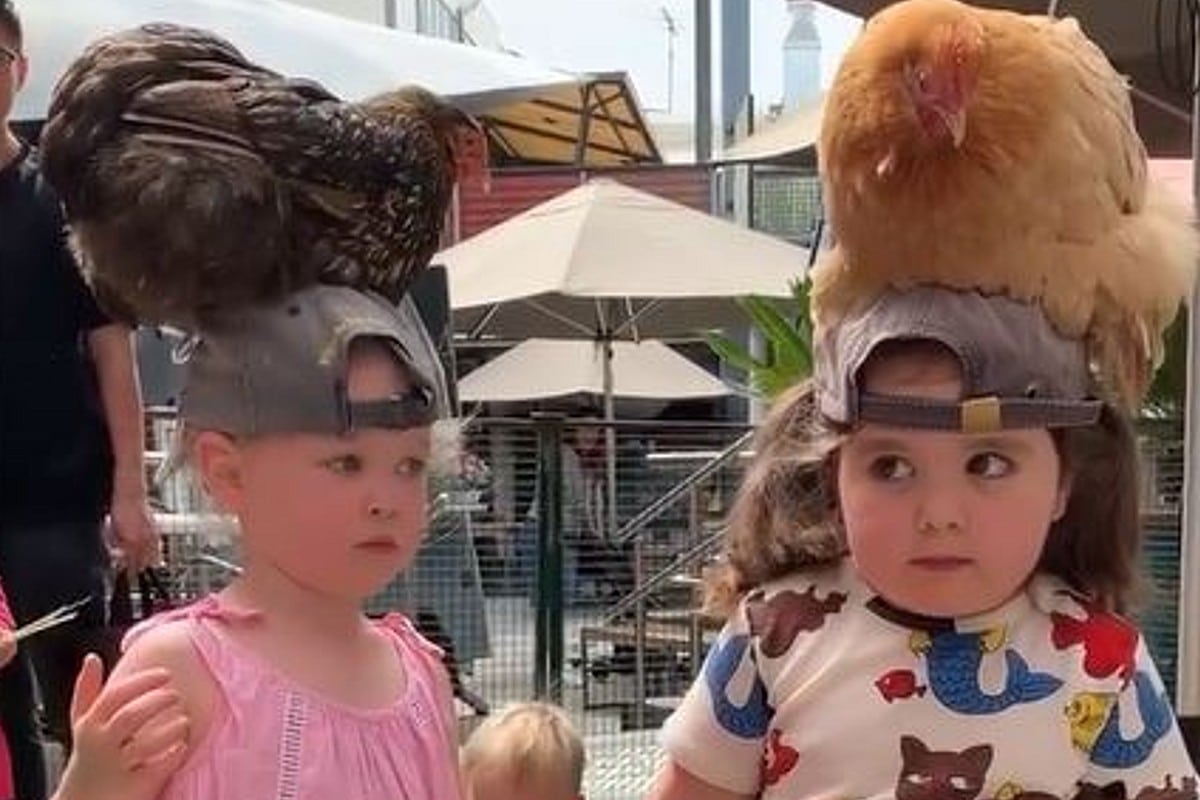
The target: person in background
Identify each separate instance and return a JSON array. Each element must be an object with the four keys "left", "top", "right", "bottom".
[
  {"left": 0, "top": 3, "right": 157, "bottom": 798},
  {"left": 462, "top": 701, "right": 585, "bottom": 800}
]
